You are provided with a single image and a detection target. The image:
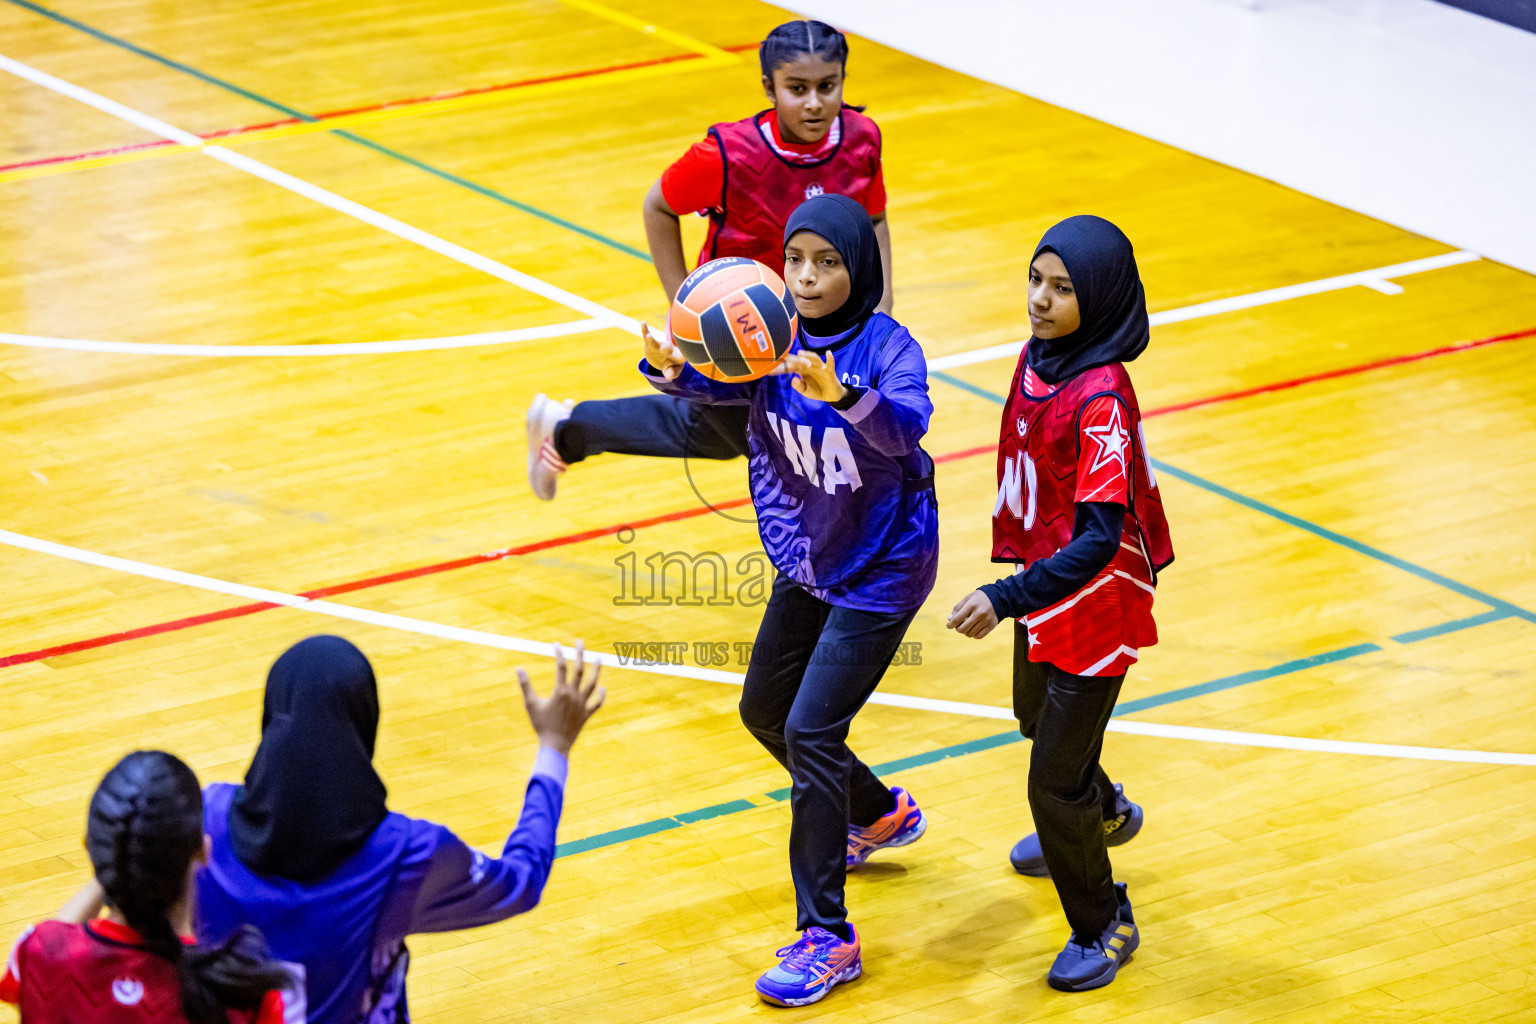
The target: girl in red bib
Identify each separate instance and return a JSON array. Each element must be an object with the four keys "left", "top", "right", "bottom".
[
  {"left": 527, "top": 20, "right": 893, "bottom": 500},
  {"left": 1, "top": 752, "right": 294, "bottom": 1024},
  {"left": 947, "top": 216, "right": 1173, "bottom": 994}
]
